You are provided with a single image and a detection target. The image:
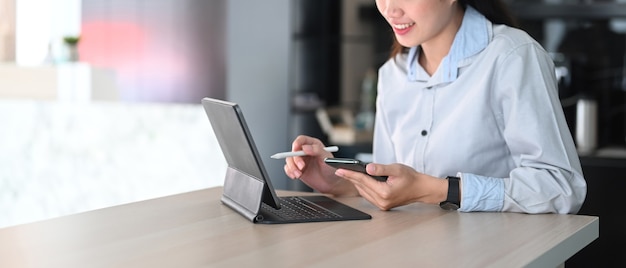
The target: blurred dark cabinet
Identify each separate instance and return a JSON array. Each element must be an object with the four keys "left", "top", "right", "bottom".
[
  {"left": 567, "top": 157, "right": 626, "bottom": 267},
  {"left": 510, "top": 2, "right": 626, "bottom": 19},
  {"left": 511, "top": 1, "right": 626, "bottom": 149},
  {"left": 291, "top": 0, "right": 341, "bottom": 110},
  {"left": 289, "top": 0, "right": 341, "bottom": 142}
]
